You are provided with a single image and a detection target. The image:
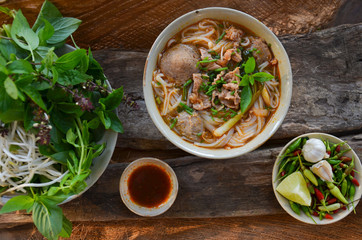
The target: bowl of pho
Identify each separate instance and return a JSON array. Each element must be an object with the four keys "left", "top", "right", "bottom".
[{"left": 143, "top": 7, "right": 292, "bottom": 159}]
